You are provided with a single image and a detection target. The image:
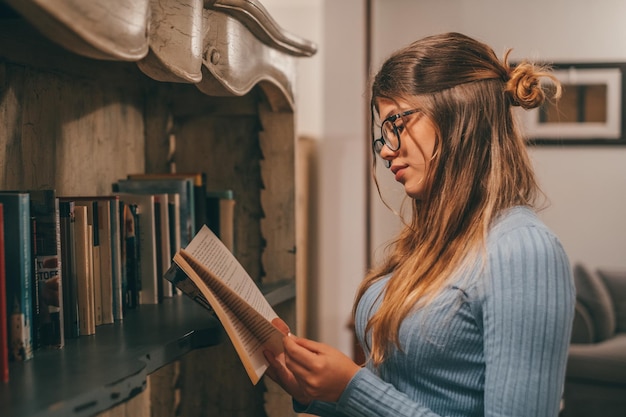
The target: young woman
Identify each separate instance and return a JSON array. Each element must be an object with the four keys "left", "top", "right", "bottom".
[{"left": 265, "top": 32, "right": 575, "bottom": 417}]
